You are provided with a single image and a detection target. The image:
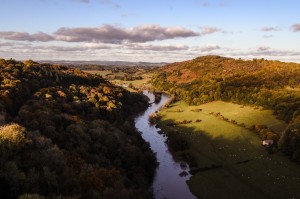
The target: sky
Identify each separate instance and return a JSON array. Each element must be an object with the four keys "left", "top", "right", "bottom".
[{"left": 0, "top": 0, "right": 300, "bottom": 63}]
